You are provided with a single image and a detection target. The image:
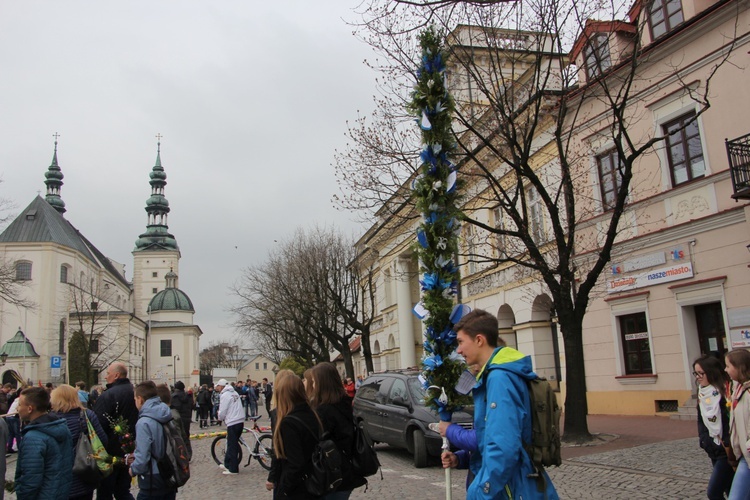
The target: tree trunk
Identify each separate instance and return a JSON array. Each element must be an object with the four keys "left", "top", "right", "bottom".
[
  {"left": 559, "top": 313, "right": 591, "bottom": 441},
  {"left": 360, "top": 331, "right": 375, "bottom": 374}
]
